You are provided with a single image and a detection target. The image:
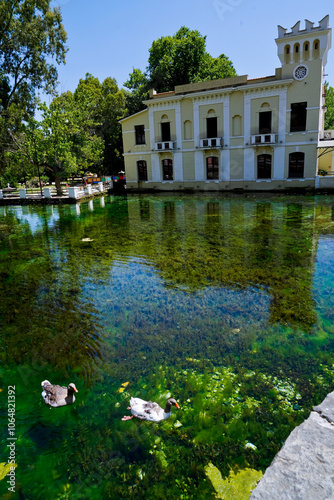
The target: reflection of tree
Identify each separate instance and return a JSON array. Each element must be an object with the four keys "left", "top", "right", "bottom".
[{"left": 0, "top": 205, "right": 109, "bottom": 383}]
